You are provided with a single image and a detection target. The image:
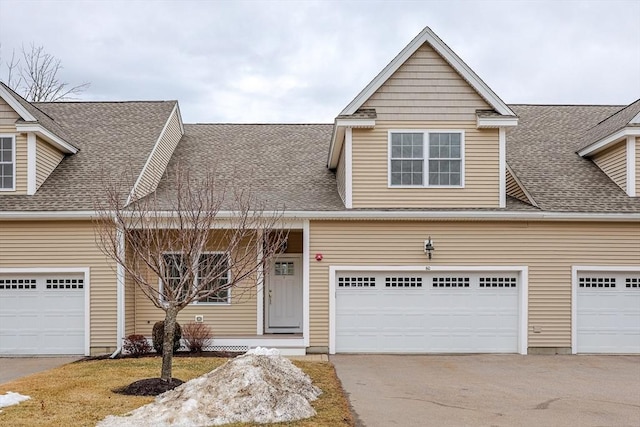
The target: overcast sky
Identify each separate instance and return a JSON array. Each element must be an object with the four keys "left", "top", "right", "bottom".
[{"left": 0, "top": 0, "right": 638, "bottom": 123}]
